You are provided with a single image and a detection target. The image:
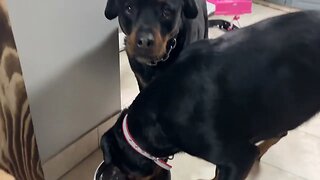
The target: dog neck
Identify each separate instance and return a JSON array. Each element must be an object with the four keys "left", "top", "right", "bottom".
[
  {"left": 122, "top": 114, "right": 172, "bottom": 170},
  {"left": 115, "top": 110, "right": 179, "bottom": 160}
]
